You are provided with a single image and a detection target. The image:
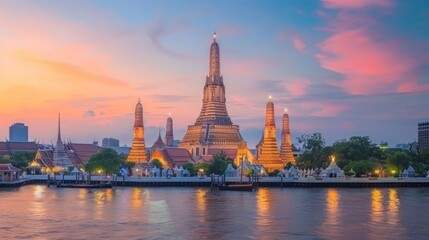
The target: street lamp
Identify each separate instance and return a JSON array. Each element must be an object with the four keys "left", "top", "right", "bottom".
[
  {"left": 391, "top": 170, "right": 396, "bottom": 177},
  {"left": 375, "top": 170, "right": 380, "bottom": 177}
]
